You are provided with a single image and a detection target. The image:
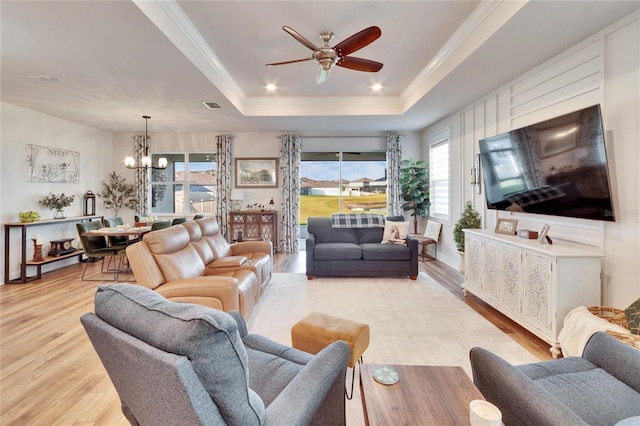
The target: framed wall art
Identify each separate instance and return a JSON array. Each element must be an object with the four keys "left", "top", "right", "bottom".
[
  {"left": 27, "top": 144, "right": 80, "bottom": 183},
  {"left": 495, "top": 218, "right": 518, "bottom": 235},
  {"left": 235, "top": 158, "right": 278, "bottom": 188}
]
